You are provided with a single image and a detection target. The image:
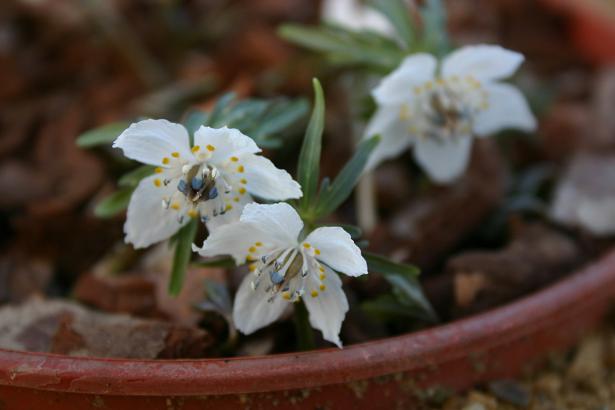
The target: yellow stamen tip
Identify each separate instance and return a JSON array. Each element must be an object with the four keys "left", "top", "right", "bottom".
[
  {"left": 319, "top": 273, "right": 326, "bottom": 280},
  {"left": 282, "top": 292, "right": 291, "bottom": 300},
  {"left": 255, "top": 242, "right": 262, "bottom": 247},
  {"left": 206, "top": 144, "right": 216, "bottom": 151},
  {"left": 314, "top": 249, "right": 321, "bottom": 255},
  {"left": 153, "top": 179, "right": 162, "bottom": 187},
  {"left": 303, "top": 243, "right": 311, "bottom": 249},
  {"left": 248, "top": 246, "right": 256, "bottom": 253},
  {"left": 171, "top": 151, "right": 180, "bottom": 158},
  {"left": 237, "top": 165, "right": 245, "bottom": 173},
  {"left": 230, "top": 156, "right": 239, "bottom": 162},
  {"left": 319, "top": 266, "right": 325, "bottom": 273},
  {"left": 239, "top": 187, "right": 246, "bottom": 195},
  {"left": 310, "top": 290, "right": 319, "bottom": 298},
  {"left": 170, "top": 202, "right": 180, "bottom": 210},
  {"left": 191, "top": 145, "right": 201, "bottom": 153},
  {"left": 188, "top": 209, "right": 199, "bottom": 218},
  {"left": 225, "top": 204, "right": 233, "bottom": 211},
  {"left": 240, "top": 178, "right": 247, "bottom": 184},
  {"left": 155, "top": 167, "right": 163, "bottom": 174},
  {"left": 319, "top": 284, "right": 326, "bottom": 291},
  {"left": 162, "top": 157, "right": 170, "bottom": 165},
  {"left": 248, "top": 264, "right": 256, "bottom": 272}
]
